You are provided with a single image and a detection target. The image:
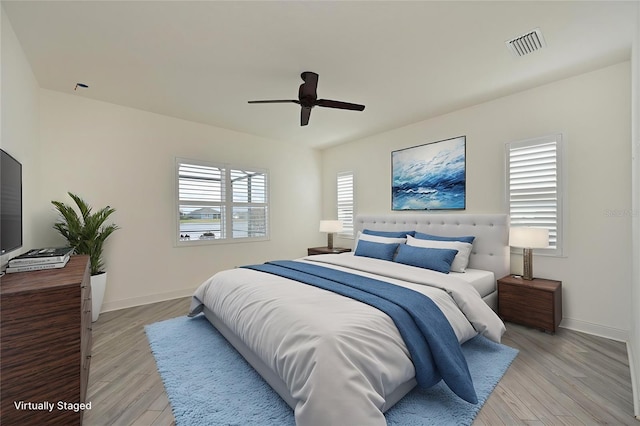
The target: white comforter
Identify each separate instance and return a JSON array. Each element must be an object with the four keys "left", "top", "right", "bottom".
[{"left": 190, "top": 253, "right": 505, "bottom": 426}]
